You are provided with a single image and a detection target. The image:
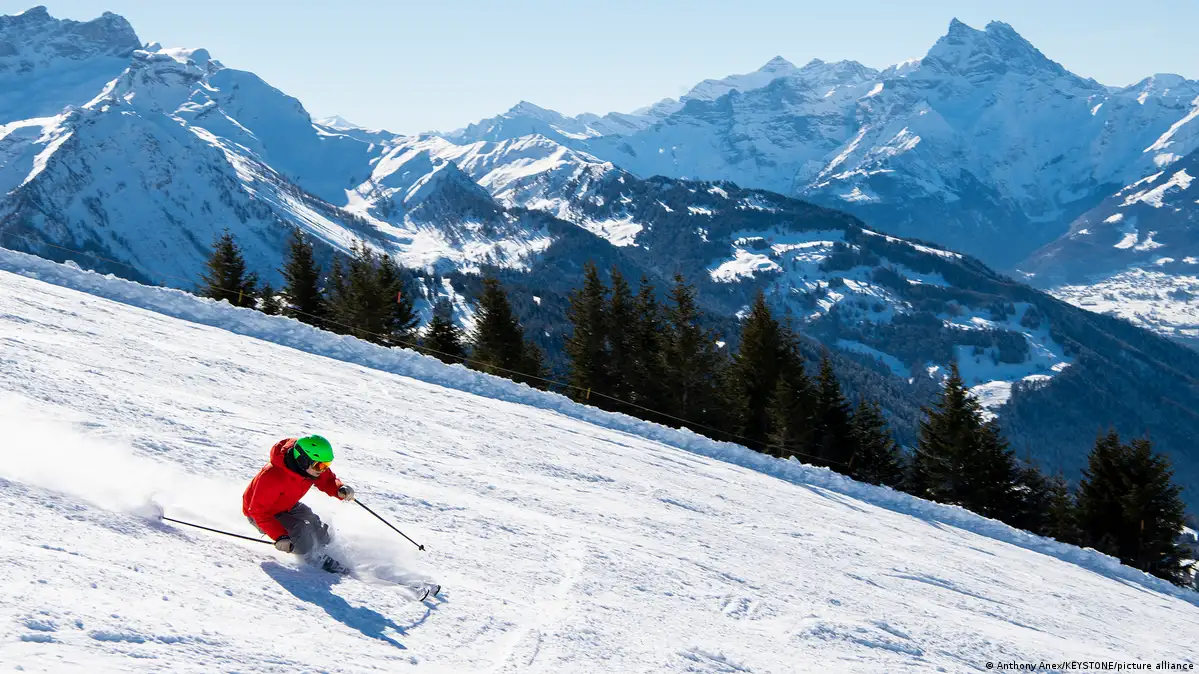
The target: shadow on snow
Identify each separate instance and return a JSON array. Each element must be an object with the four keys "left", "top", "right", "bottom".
[{"left": 262, "top": 561, "right": 428, "bottom": 649}]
